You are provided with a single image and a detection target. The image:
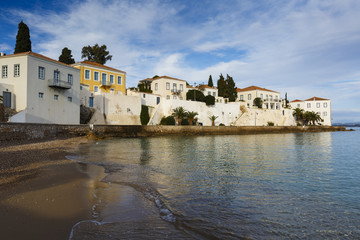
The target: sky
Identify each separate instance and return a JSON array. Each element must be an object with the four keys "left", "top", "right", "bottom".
[{"left": 1, "top": 0, "right": 360, "bottom": 123}]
